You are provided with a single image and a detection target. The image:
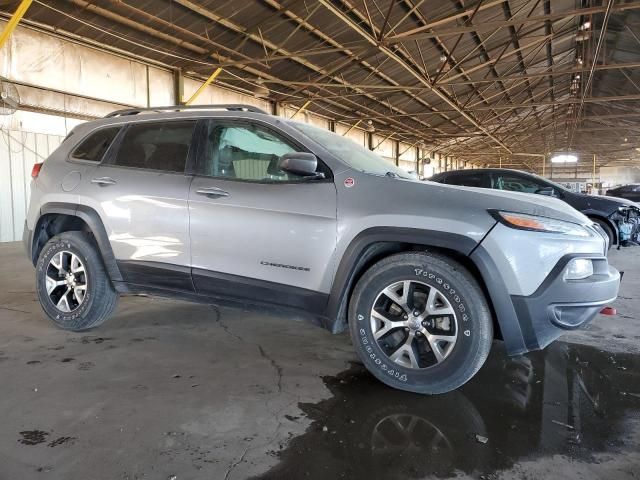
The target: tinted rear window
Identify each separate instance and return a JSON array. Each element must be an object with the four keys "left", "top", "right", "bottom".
[
  {"left": 445, "top": 172, "right": 489, "bottom": 188},
  {"left": 113, "top": 120, "right": 196, "bottom": 173},
  {"left": 71, "top": 127, "right": 120, "bottom": 162}
]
